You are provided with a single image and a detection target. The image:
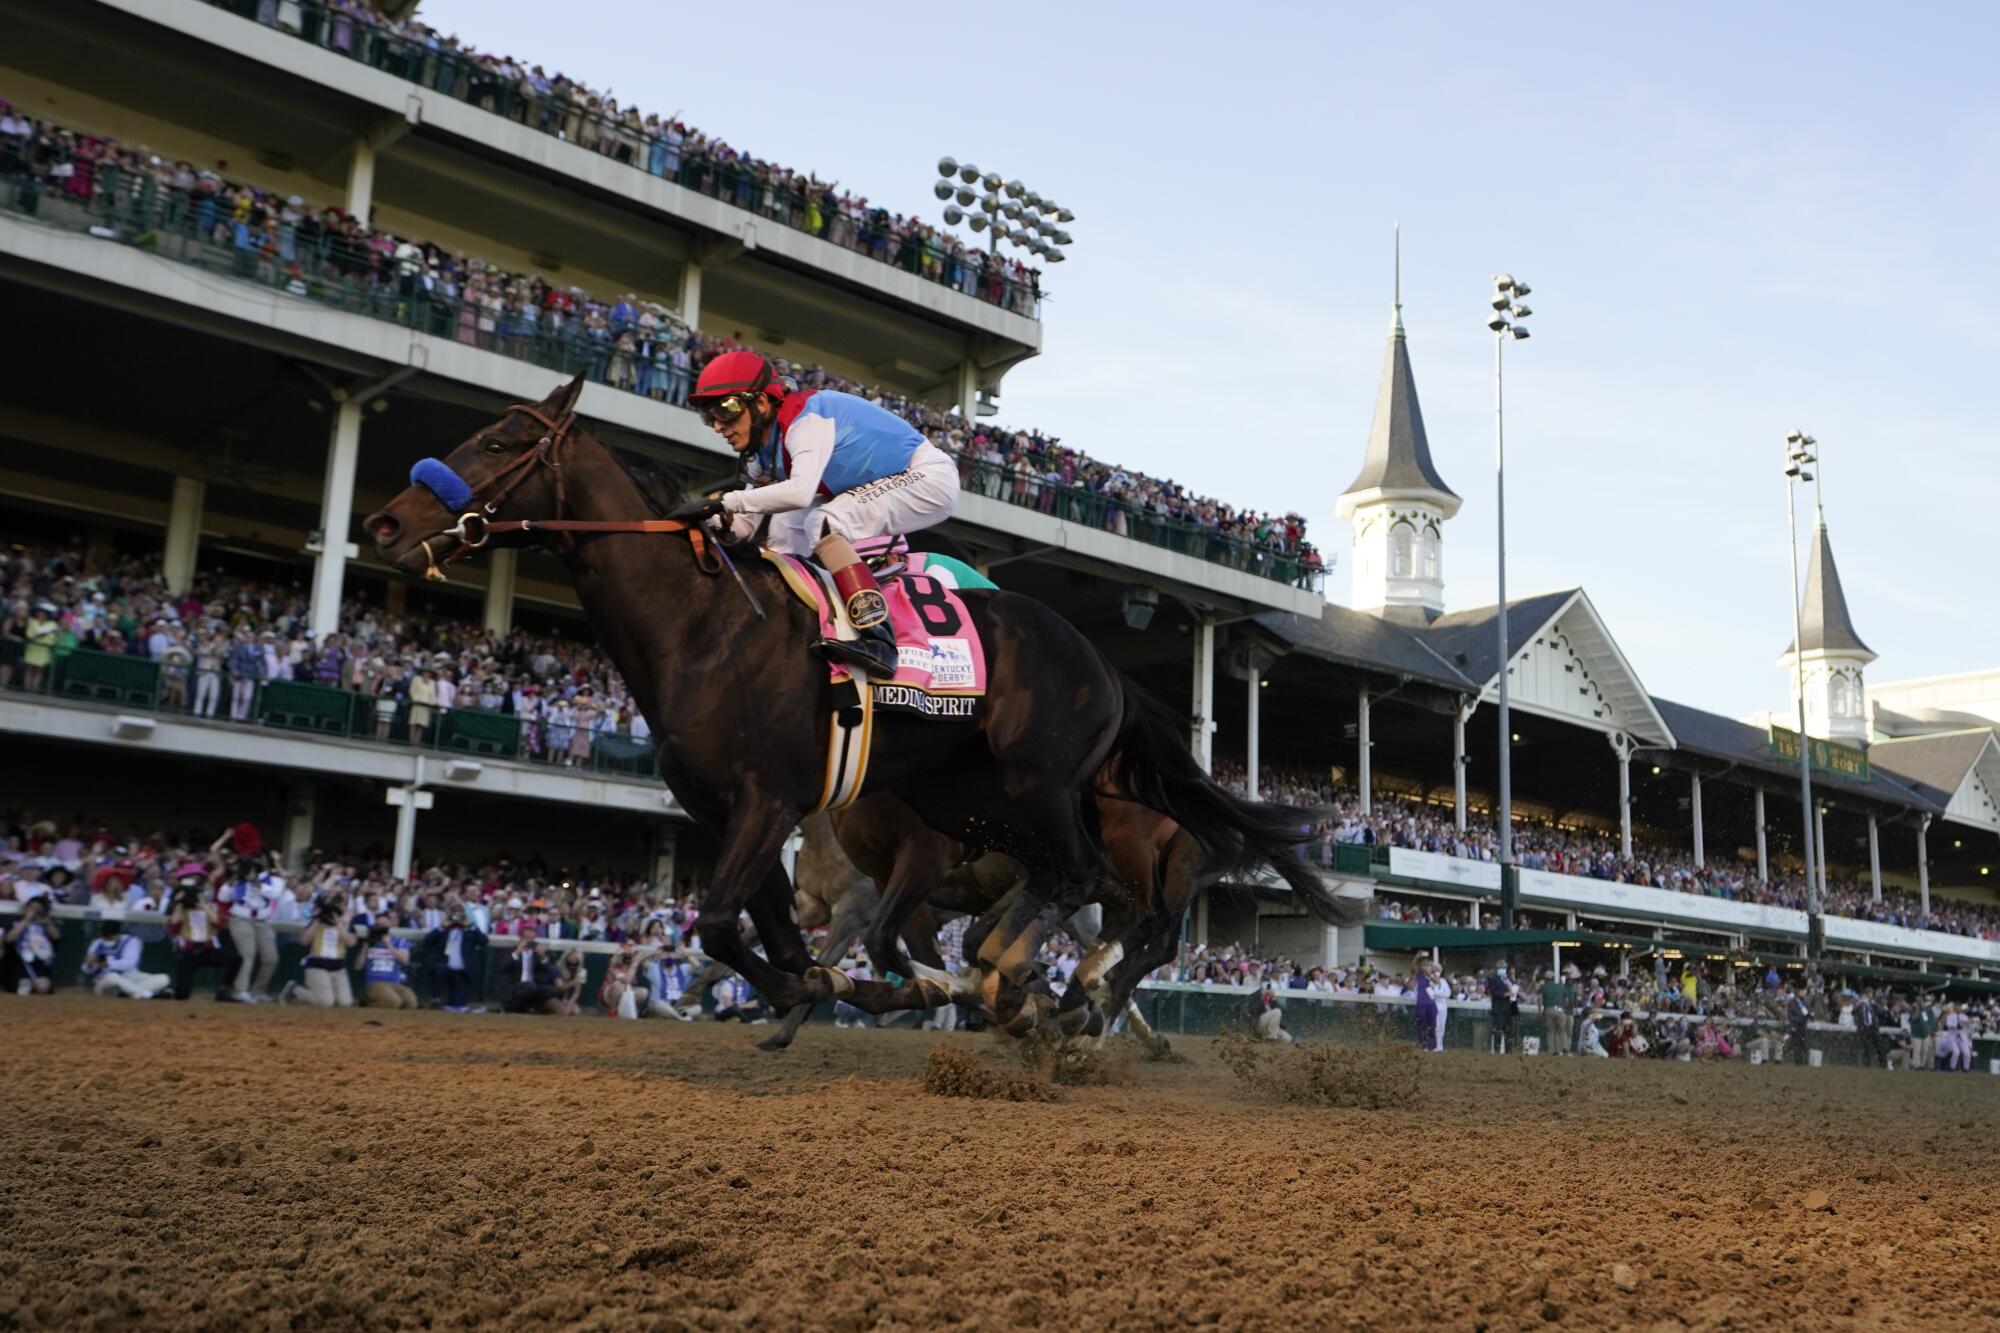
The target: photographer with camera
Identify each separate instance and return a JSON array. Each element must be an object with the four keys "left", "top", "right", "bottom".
[
  {"left": 502, "top": 924, "right": 566, "bottom": 1015},
  {"left": 6, "top": 896, "right": 60, "bottom": 995},
  {"left": 209, "top": 824, "right": 282, "bottom": 1003},
  {"left": 424, "top": 906, "right": 484, "bottom": 1012},
  {"left": 280, "top": 894, "right": 356, "bottom": 1007},
  {"left": 166, "top": 870, "right": 236, "bottom": 1001},
  {"left": 81, "top": 918, "right": 172, "bottom": 999},
  {"left": 358, "top": 922, "right": 419, "bottom": 1009}
]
